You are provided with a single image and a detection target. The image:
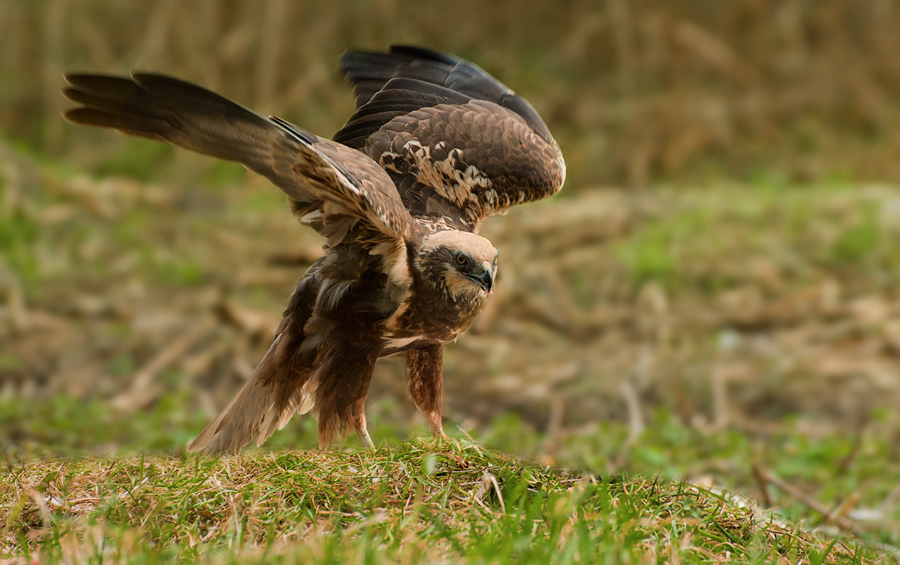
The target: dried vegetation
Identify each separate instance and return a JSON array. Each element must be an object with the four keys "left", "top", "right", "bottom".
[
  {"left": 4, "top": 150, "right": 900, "bottom": 438},
  {"left": 3, "top": 1, "right": 900, "bottom": 561},
  {"left": 3, "top": 0, "right": 900, "bottom": 186}
]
